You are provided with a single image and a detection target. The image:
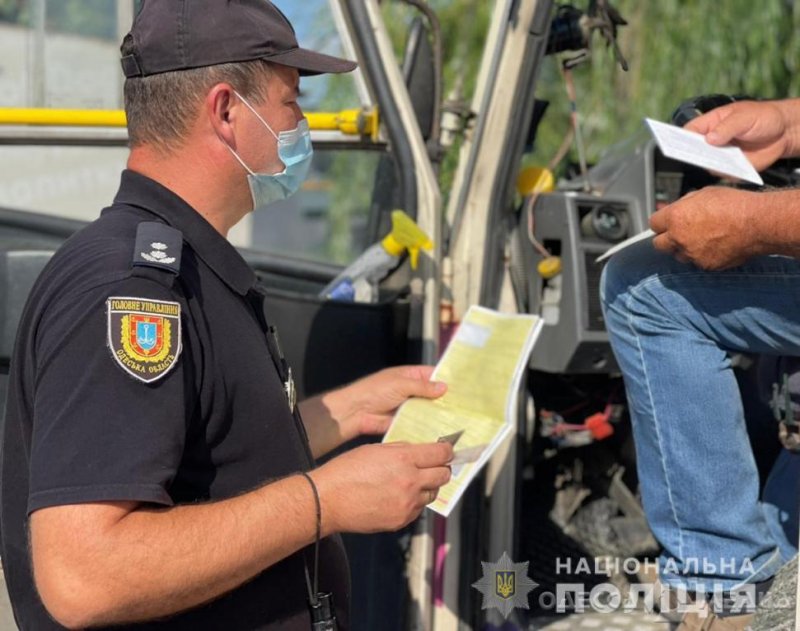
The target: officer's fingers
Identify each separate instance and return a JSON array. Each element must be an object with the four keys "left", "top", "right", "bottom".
[
  {"left": 383, "top": 366, "right": 446, "bottom": 401},
  {"left": 418, "top": 466, "right": 452, "bottom": 492},
  {"left": 399, "top": 374, "right": 447, "bottom": 401},
  {"left": 396, "top": 364, "right": 437, "bottom": 382},
  {"left": 380, "top": 440, "right": 408, "bottom": 449},
  {"left": 418, "top": 487, "right": 441, "bottom": 507},
  {"left": 408, "top": 441, "right": 454, "bottom": 468}
]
